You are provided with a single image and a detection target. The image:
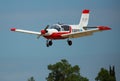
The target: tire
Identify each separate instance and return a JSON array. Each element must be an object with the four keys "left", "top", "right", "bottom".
[
  {"left": 49, "top": 41, "right": 53, "bottom": 46},
  {"left": 68, "top": 40, "right": 72, "bottom": 46}
]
